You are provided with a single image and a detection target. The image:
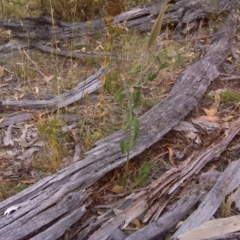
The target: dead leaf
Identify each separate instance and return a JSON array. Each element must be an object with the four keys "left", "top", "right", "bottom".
[
  {"left": 34, "top": 76, "right": 46, "bottom": 85},
  {"left": 214, "top": 92, "right": 221, "bottom": 106},
  {"left": 0, "top": 66, "right": 4, "bottom": 78},
  {"left": 197, "top": 115, "right": 220, "bottom": 123},
  {"left": 195, "top": 136, "right": 202, "bottom": 144},
  {"left": 203, "top": 106, "right": 218, "bottom": 116},
  {"left": 0, "top": 117, "right": 5, "bottom": 124},
  {"left": 97, "top": 209, "right": 105, "bottom": 215},
  {"left": 226, "top": 56, "right": 233, "bottom": 63},
  {"left": 222, "top": 115, "right": 234, "bottom": 122},
  {"left": 81, "top": 47, "right": 86, "bottom": 52},
  {"left": 18, "top": 93, "right": 25, "bottom": 99},
  {"left": 168, "top": 147, "right": 175, "bottom": 167},
  {"left": 22, "top": 109, "right": 40, "bottom": 120},
  {"left": 113, "top": 208, "right": 122, "bottom": 215},
  {"left": 111, "top": 185, "right": 124, "bottom": 194},
  {"left": 20, "top": 179, "right": 38, "bottom": 184},
  {"left": 33, "top": 87, "right": 39, "bottom": 94},
  {"left": 124, "top": 218, "right": 144, "bottom": 231},
  {"left": 43, "top": 75, "right": 54, "bottom": 83}
]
